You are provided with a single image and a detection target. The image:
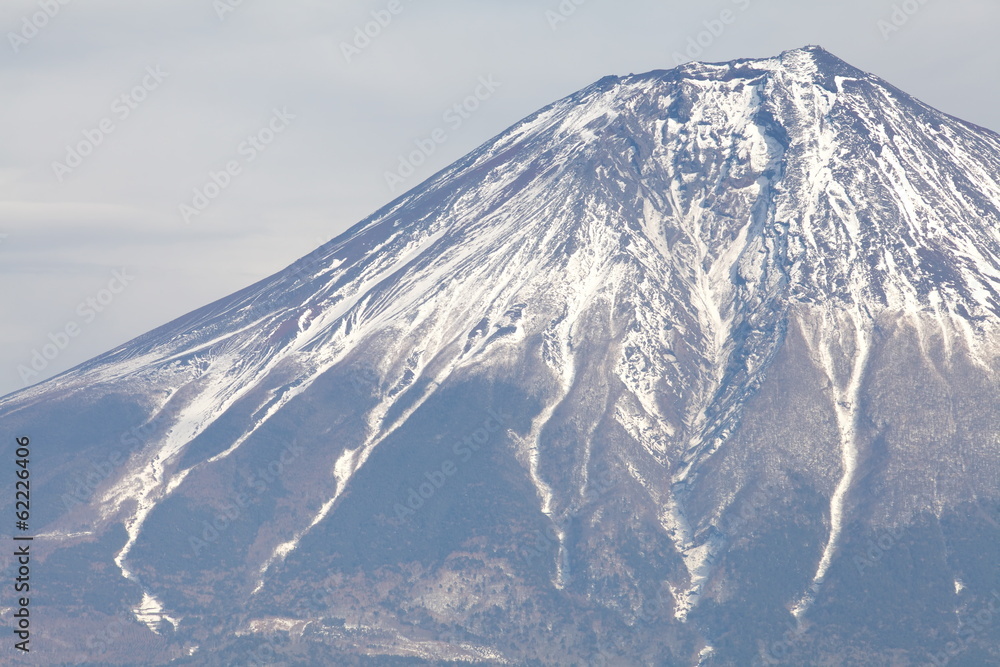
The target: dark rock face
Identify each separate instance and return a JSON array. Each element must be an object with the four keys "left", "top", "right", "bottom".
[{"left": 2, "top": 46, "right": 999, "bottom": 665}]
